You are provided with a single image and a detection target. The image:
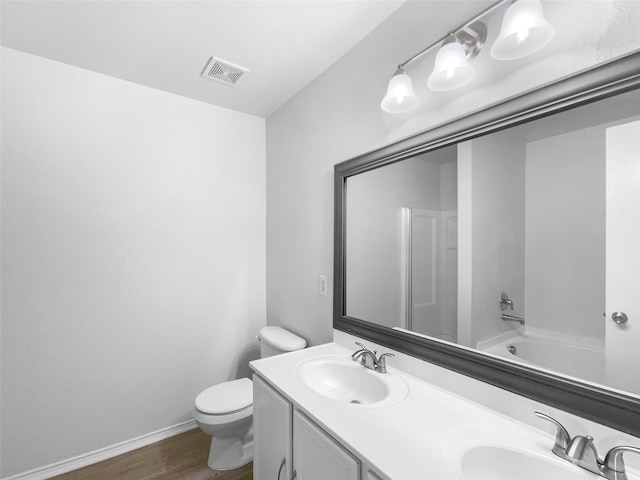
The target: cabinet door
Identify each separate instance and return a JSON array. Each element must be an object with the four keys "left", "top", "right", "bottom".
[
  {"left": 254, "top": 375, "right": 293, "bottom": 480},
  {"left": 365, "top": 469, "right": 384, "bottom": 480},
  {"left": 293, "top": 410, "right": 360, "bottom": 480}
]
